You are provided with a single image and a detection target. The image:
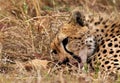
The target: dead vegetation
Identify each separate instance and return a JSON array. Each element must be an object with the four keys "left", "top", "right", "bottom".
[{"left": 0, "top": 0, "right": 120, "bottom": 83}]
